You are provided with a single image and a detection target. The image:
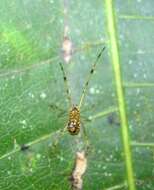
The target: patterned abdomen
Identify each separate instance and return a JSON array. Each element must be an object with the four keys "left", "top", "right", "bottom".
[{"left": 68, "top": 106, "right": 80, "bottom": 135}]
